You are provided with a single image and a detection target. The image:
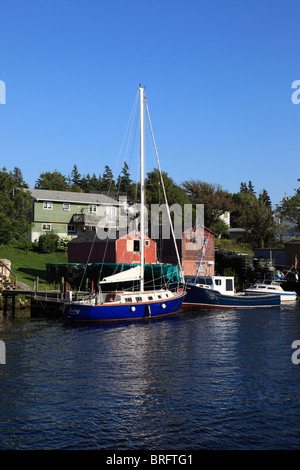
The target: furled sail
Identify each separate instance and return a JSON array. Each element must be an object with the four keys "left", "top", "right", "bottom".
[{"left": 99, "top": 265, "right": 142, "bottom": 284}]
